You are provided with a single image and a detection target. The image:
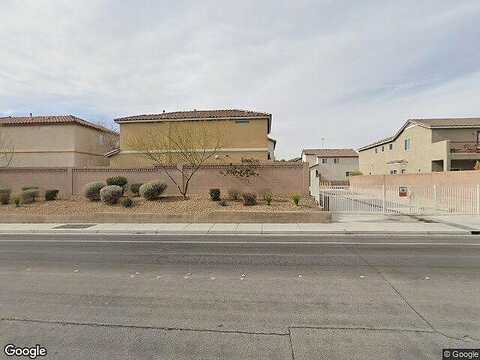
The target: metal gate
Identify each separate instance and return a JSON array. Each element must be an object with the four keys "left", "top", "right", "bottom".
[{"left": 317, "top": 185, "right": 480, "bottom": 215}]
